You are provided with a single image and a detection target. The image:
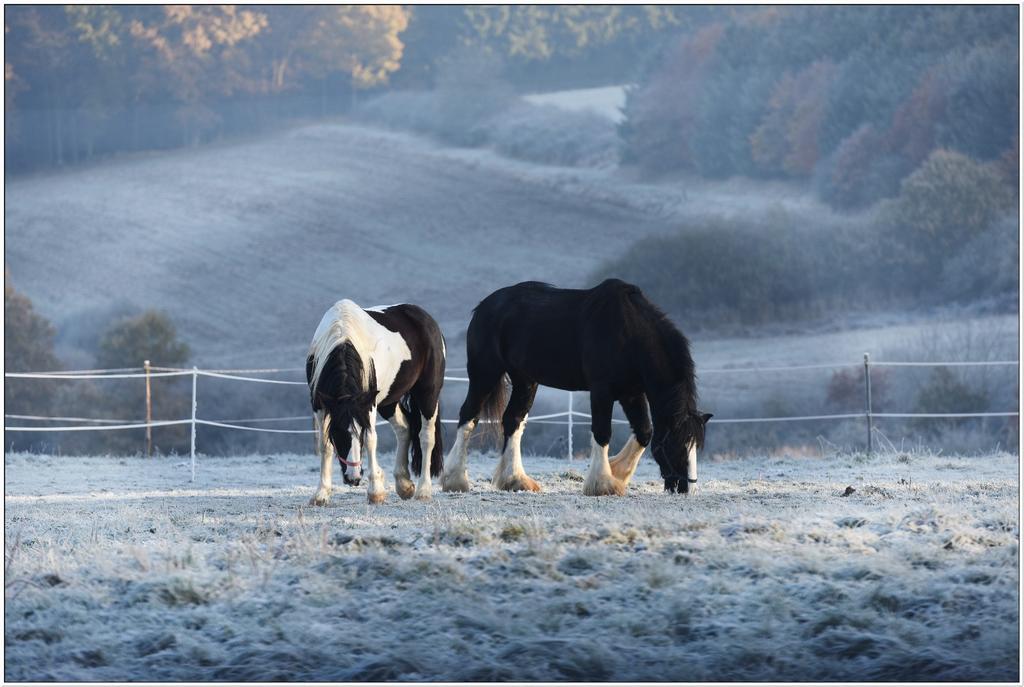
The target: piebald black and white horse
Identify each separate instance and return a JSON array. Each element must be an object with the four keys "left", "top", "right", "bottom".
[
  {"left": 306, "top": 300, "right": 444, "bottom": 505},
  {"left": 441, "top": 279, "right": 711, "bottom": 496}
]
